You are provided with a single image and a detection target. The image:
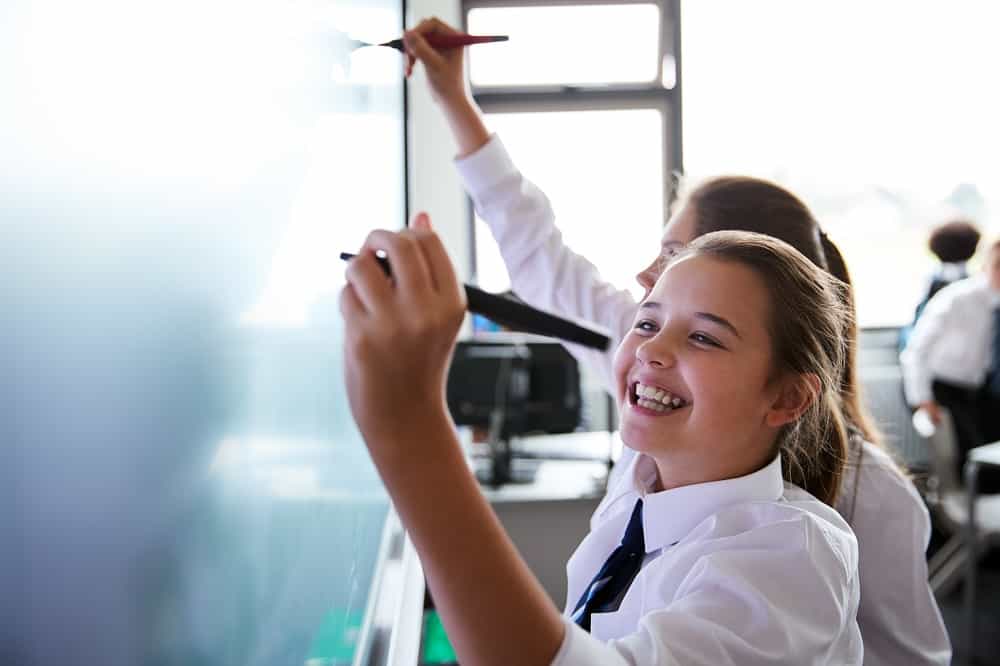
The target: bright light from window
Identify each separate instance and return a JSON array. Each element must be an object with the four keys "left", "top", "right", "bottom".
[
  {"left": 468, "top": 4, "right": 661, "bottom": 87},
  {"left": 682, "top": 0, "right": 1000, "bottom": 327},
  {"left": 476, "top": 109, "right": 664, "bottom": 299}
]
